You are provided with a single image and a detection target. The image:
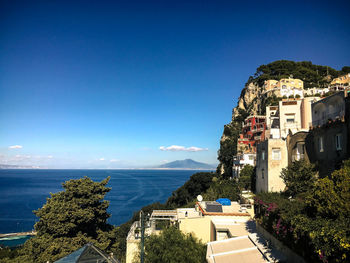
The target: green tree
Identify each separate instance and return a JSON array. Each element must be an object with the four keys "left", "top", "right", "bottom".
[
  {"left": 238, "top": 164, "right": 256, "bottom": 191},
  {"left": 305, "top": 160, "right": 350, "bottom": 220},
  {"left": 203, "top": 179, "right": 240, "bottom": 201},
  {"left": 217, "top": 122, "right": 241, "bottom": 178},
  {"left": 166, "top": 172, "right": 216, "bottom": 208},
  {"left": 20, "top": 177, "right": 118, "bottom": 263},
  {"left": 142, "top": 227, "right": 206, "bottom": 263},
  {"left": 280, "top": 159, "right": 317, "bottom": 197}
]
